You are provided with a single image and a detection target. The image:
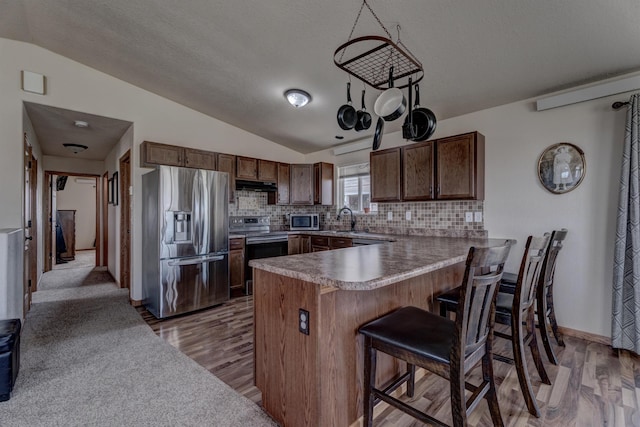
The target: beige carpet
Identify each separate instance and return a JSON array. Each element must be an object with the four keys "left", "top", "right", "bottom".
[{"left": 0, "top": 264, "right": 278, "bottom": 426}]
